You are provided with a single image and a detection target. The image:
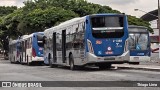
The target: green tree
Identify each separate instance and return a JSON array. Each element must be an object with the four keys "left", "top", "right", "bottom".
[
  {"left": 0, "top": 6, "right": 17, "bottom": 17},
  {"left": 0, "top": 0, "right": 153, "bottom": 39},
  {"left": 128, "top": 15, "right": 153, "bottom": 33},
  {"left": 19, "top": 7, "right": 78, "bottom": 34}
]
